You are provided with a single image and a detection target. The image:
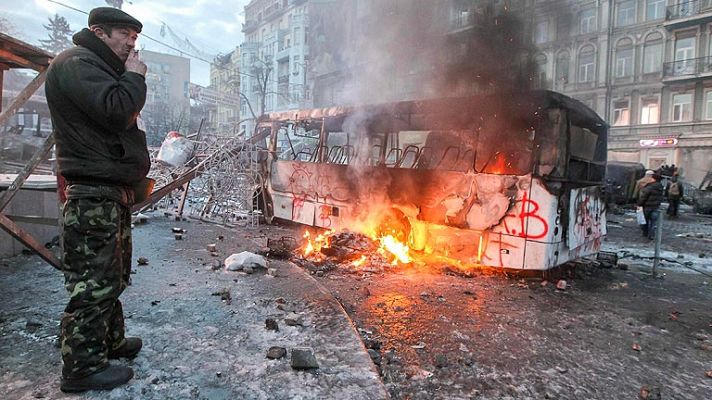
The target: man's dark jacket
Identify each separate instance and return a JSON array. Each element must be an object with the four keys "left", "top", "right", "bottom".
[
  {"left": 638, "top": 181, "right": 664, "bottom": 210},
  {"left": 45, "top": 28, "right": 150, "bottom": 187}
]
